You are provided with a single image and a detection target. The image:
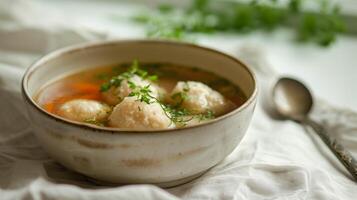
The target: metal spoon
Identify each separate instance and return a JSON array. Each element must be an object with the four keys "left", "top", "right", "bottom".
[{"left": 266, "top": 77, "right": 357, "bottom": 182}]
